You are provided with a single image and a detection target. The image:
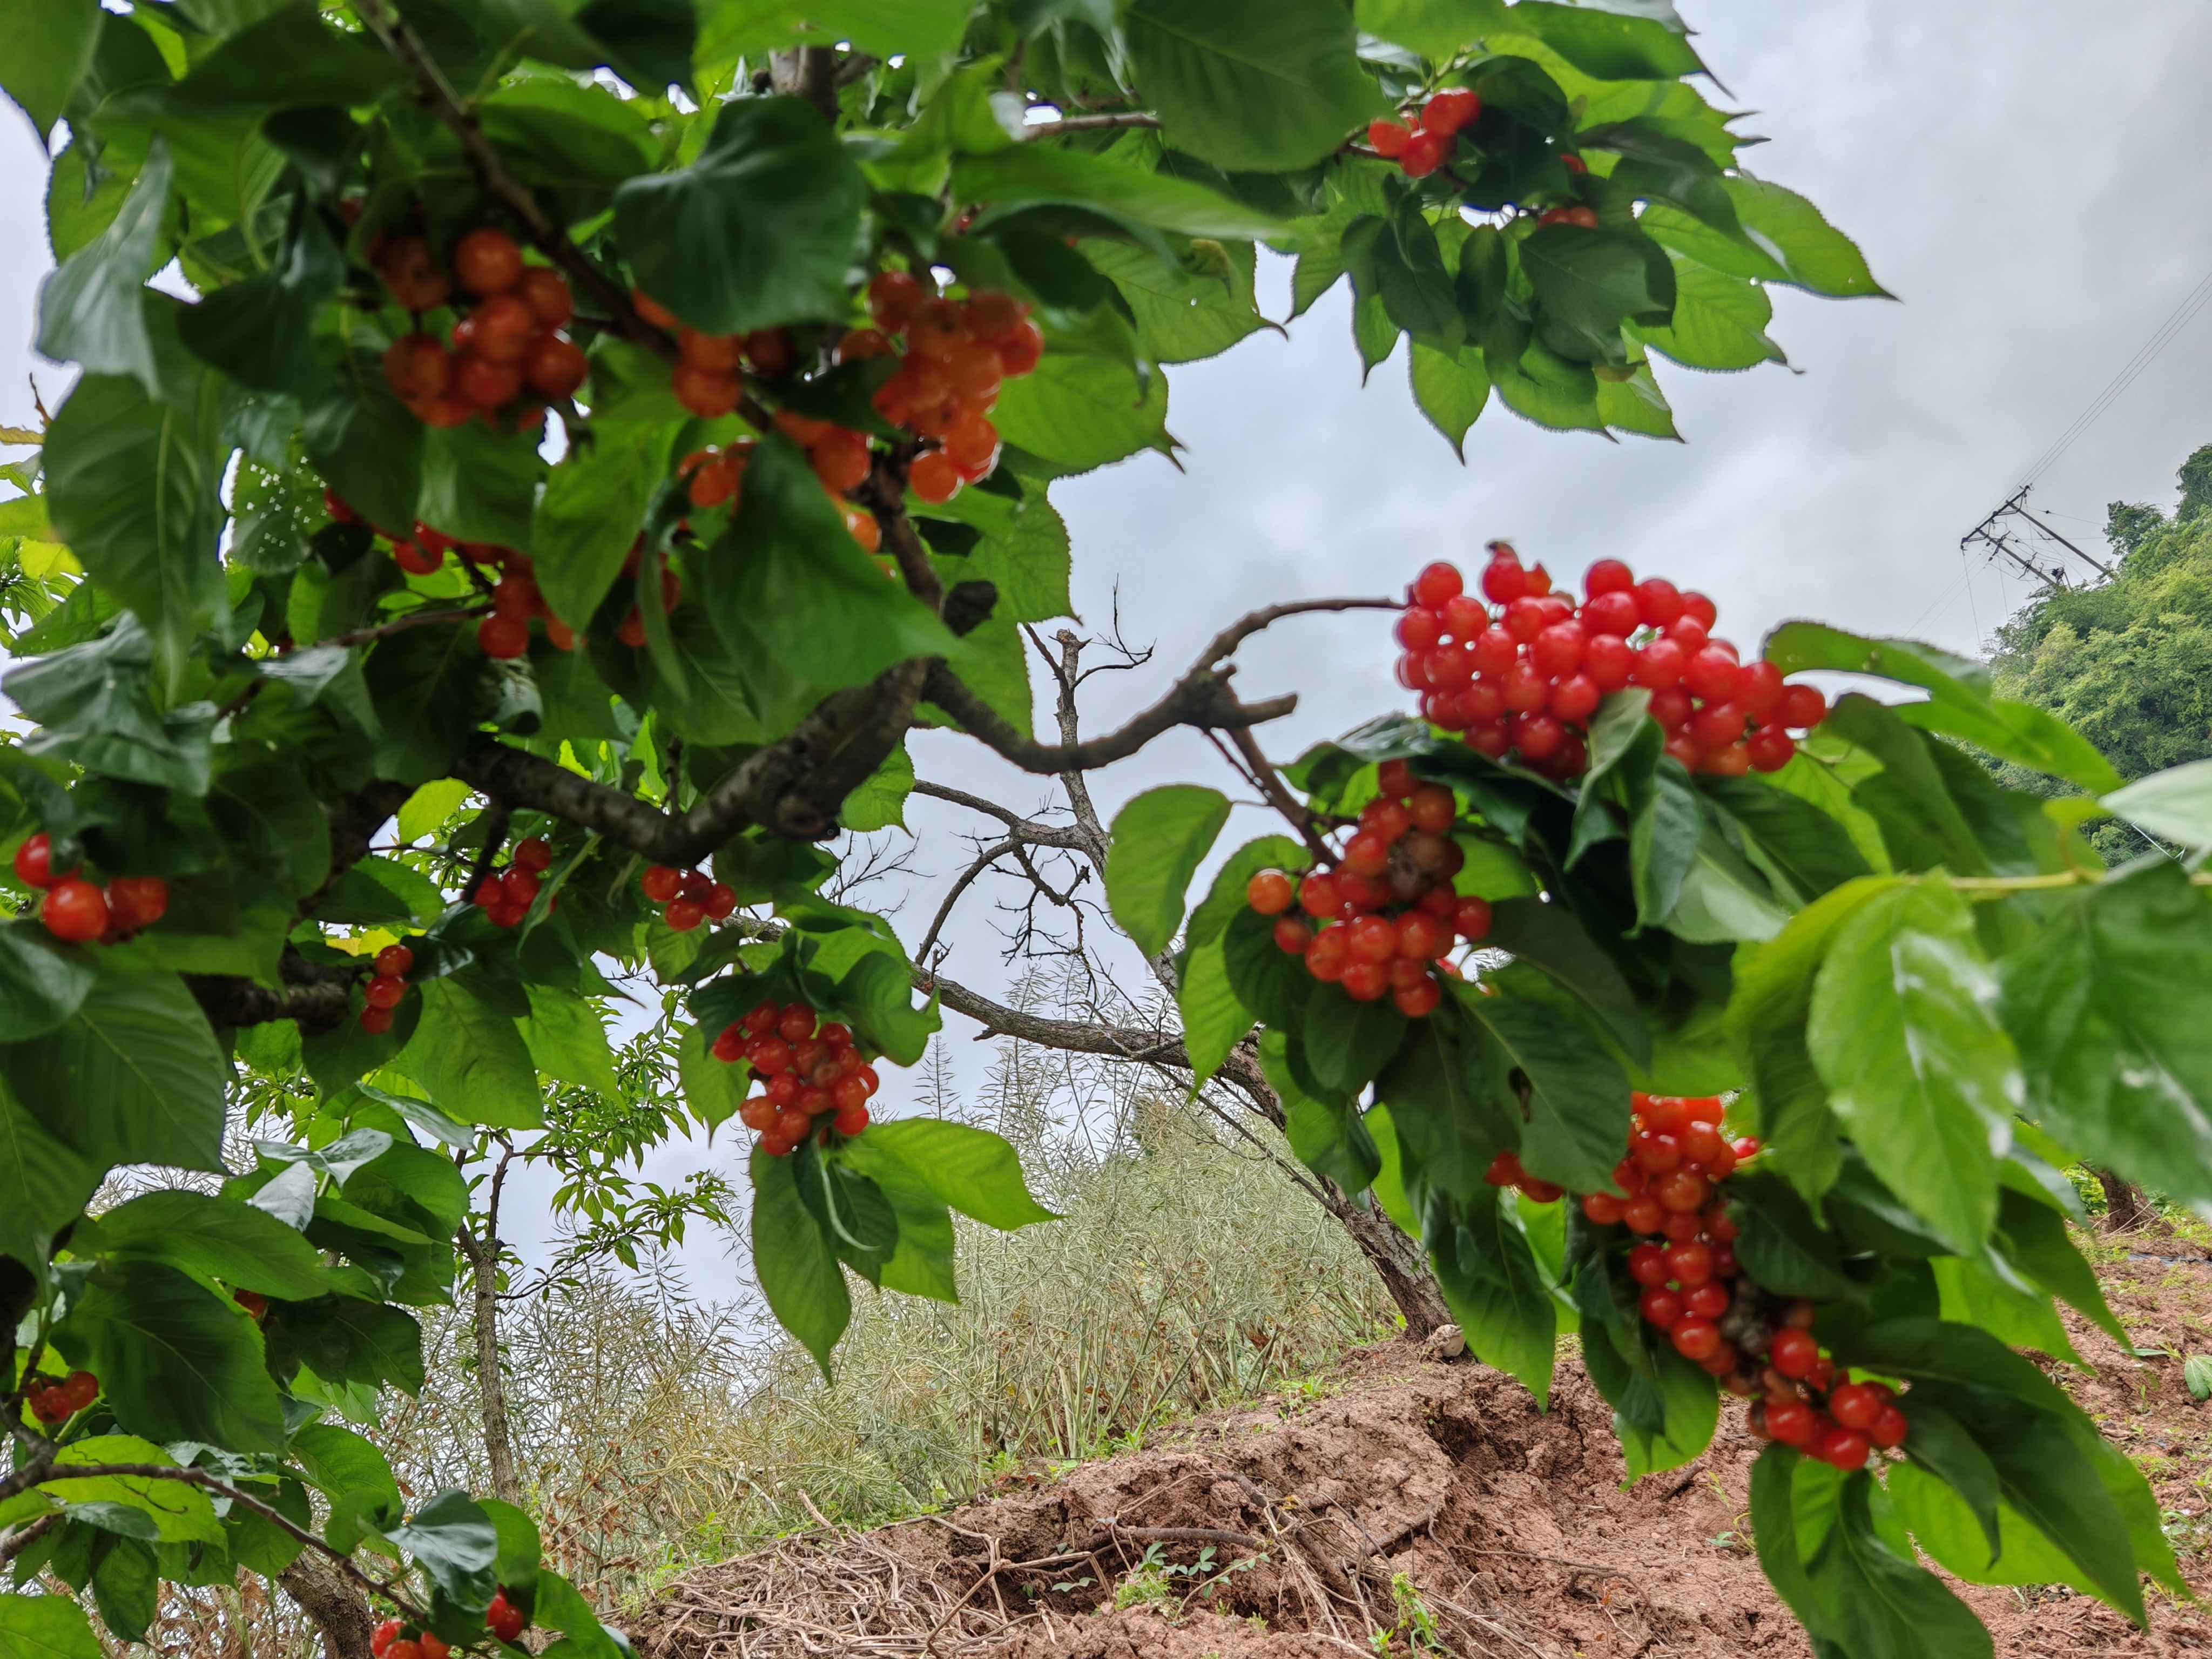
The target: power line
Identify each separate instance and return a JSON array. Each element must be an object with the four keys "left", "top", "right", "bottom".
[{"left": 2019, "top": 263, "right": 2212, "bottom": 488}]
